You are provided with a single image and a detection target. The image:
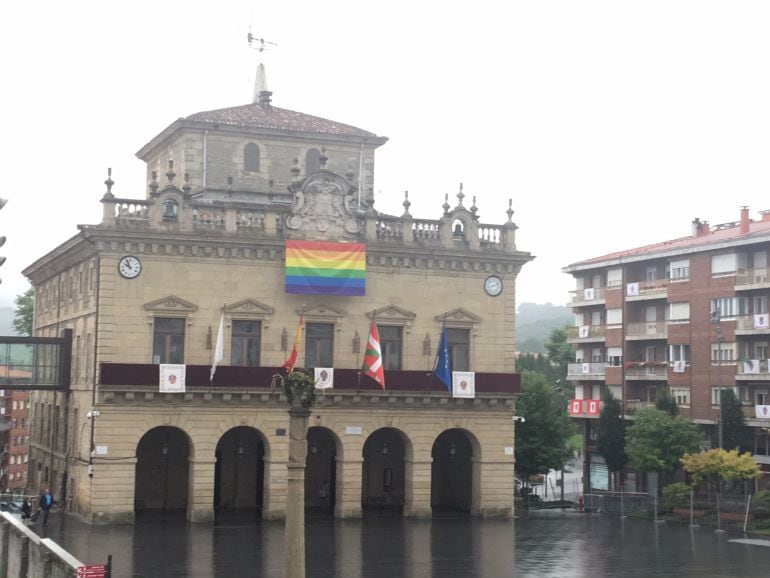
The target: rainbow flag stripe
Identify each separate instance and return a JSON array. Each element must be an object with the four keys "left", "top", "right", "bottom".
[{"left": 285, "top": 240, "right": 366, "bottom": 296}]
